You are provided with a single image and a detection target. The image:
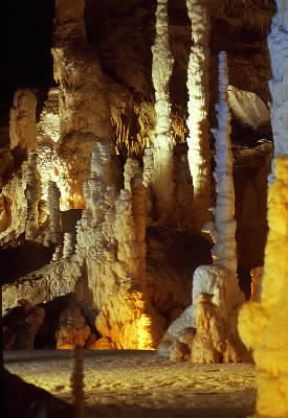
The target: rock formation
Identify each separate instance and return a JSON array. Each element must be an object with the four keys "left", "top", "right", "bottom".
[
  {"left": 0, "top": 0, "right": 278, "bottom": 369},
  {"left": 239, "top": 157, "right": 288, "bottom": 417},
  {"left": 186, "top": 0, "right": 211, "bottom": 232},
  {"left": 152, "top": 0, "right": 175, "bottom": 224},
  {"left": 239, "top": 2, "right": 288, "bottom": 417},
  {"left": 51, "top": 0, "right": 114, "bottom": 209}
]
